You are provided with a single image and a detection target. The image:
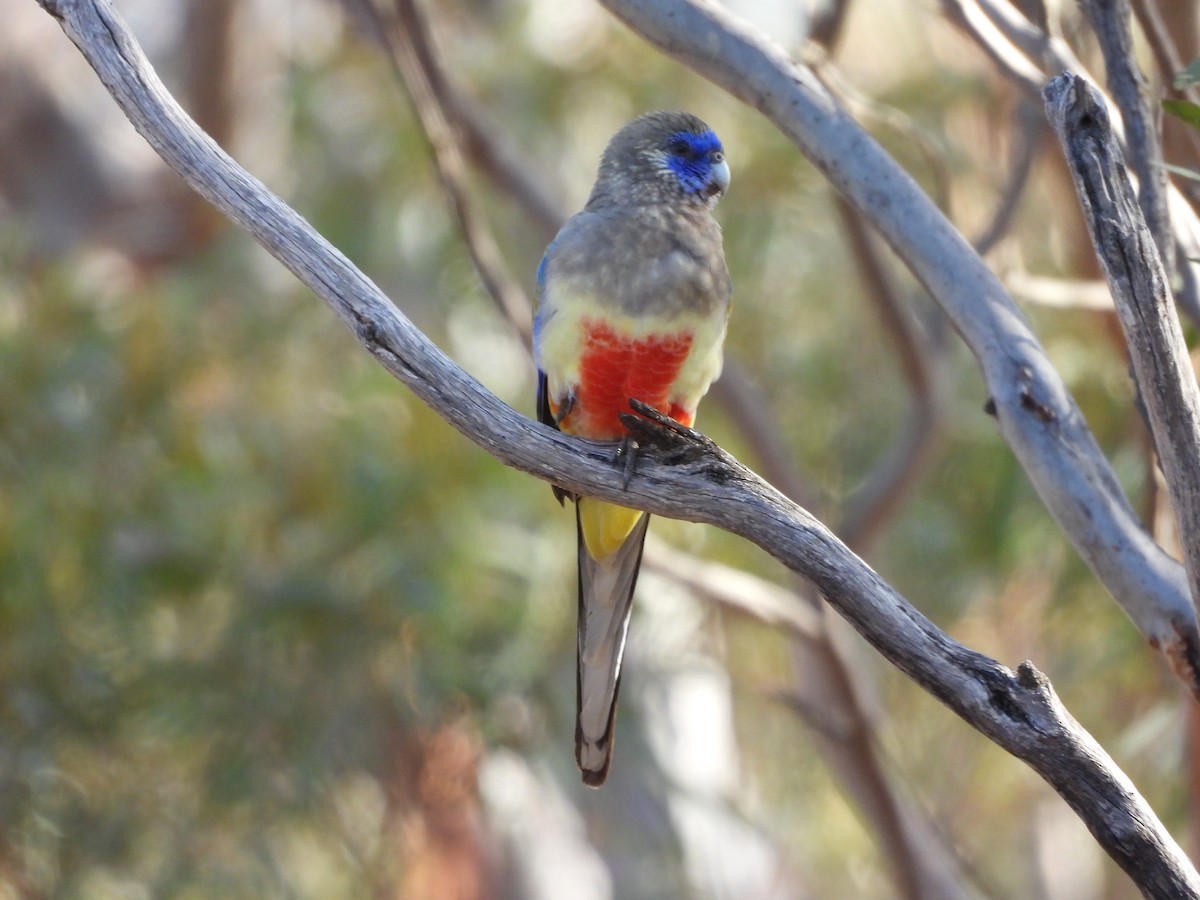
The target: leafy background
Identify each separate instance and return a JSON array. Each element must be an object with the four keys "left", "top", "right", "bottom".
[{"left": 1, "top": 0, "right": 1198, "bottom": 897}]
